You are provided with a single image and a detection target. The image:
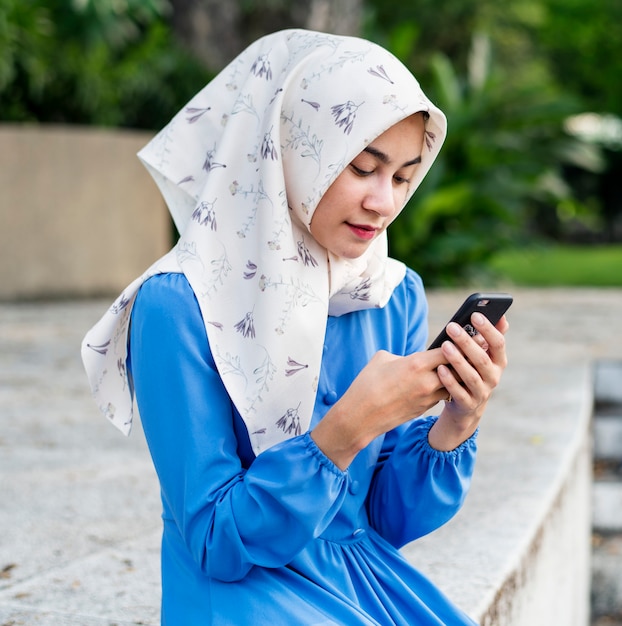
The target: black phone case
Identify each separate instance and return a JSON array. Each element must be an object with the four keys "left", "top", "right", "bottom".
[{"left": 428, "top": 292, "right": 513, "bottom": 349}]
